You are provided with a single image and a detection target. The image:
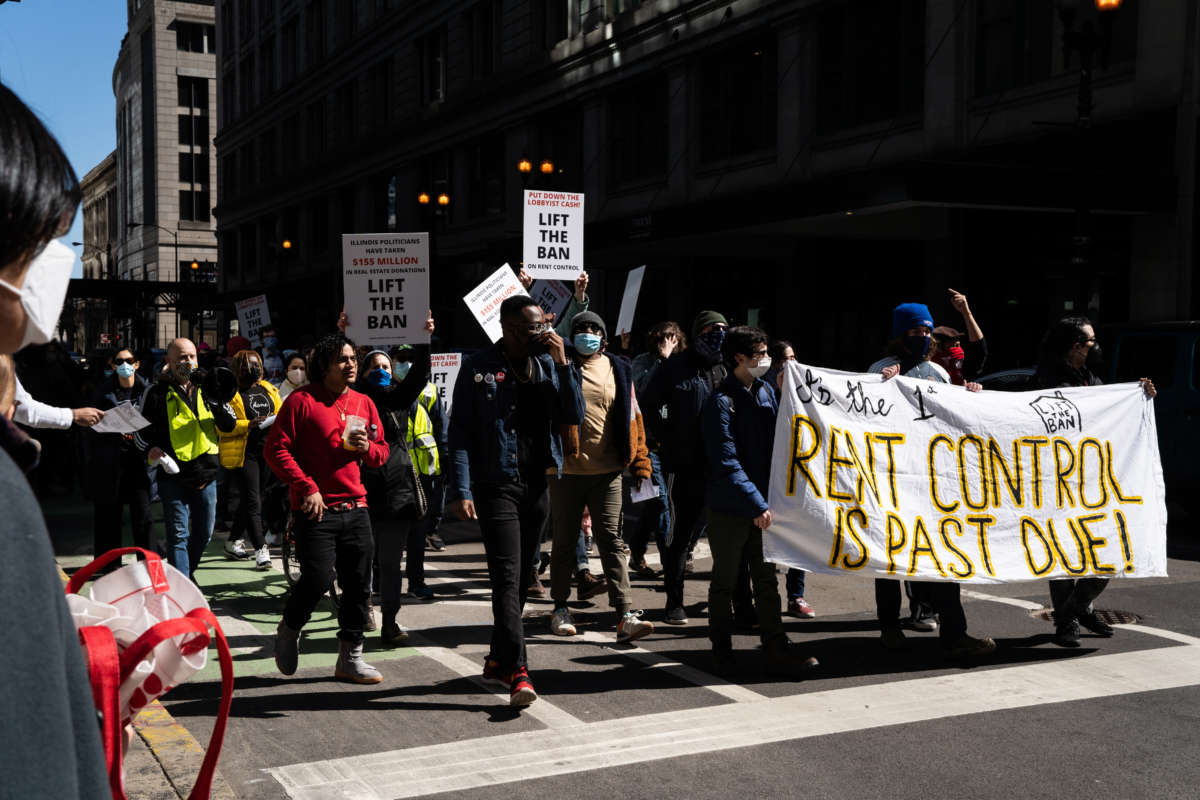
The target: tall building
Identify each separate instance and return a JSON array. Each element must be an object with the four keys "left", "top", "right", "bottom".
[
  {"left": 110, "top": 0, "right": 220, "bottom": 347},
  {"left": 67, "top": 153, "right": 120, "bottom": 352},
  {"left": 214, "top": 0, "right": 1197, "bottom": 370}
]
